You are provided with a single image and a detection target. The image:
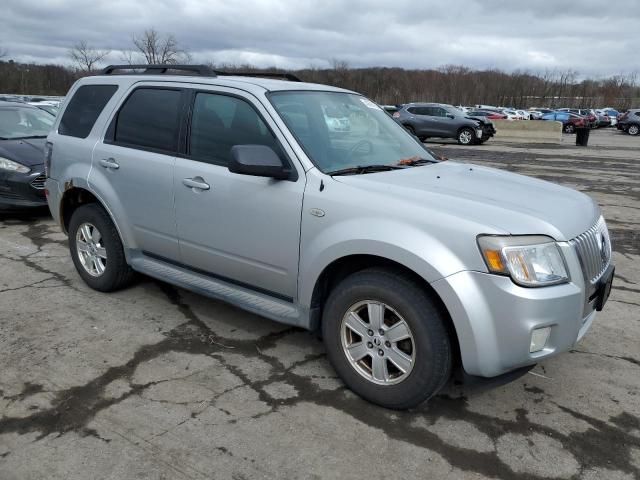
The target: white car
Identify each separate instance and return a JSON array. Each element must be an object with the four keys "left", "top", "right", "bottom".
[
  {"left": 500, "top": 109, "right": 521, "bottom": 120},
  {"left": 516, "top": 110, "right": 531, "bottom": 120}
]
